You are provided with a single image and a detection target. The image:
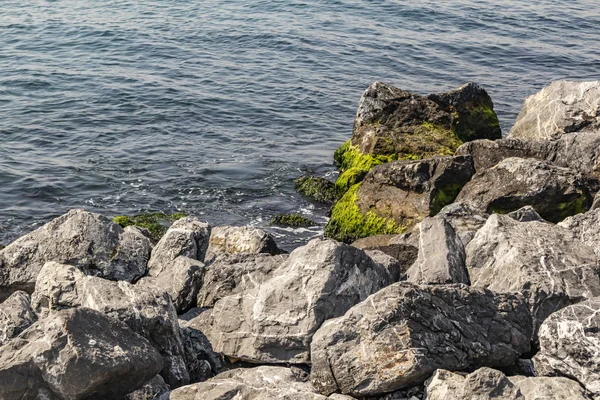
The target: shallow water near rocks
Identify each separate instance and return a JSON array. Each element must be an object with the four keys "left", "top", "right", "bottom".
[{"left": 1, "top": 1, "right": 599, "bottom": 249}]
